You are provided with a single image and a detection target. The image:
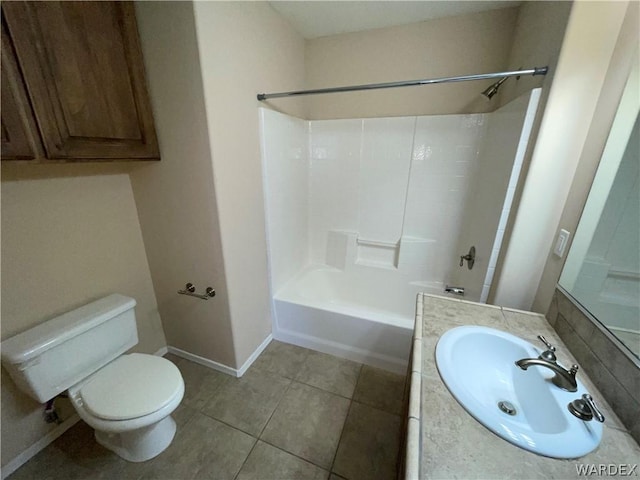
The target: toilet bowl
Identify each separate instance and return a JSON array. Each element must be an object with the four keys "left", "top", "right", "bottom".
[
  {"left": 1, "top": 294, "right": 185, "bottom": 462},
  {"left": 68, "top": 353, "right": 184, "bottom": 462}
]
